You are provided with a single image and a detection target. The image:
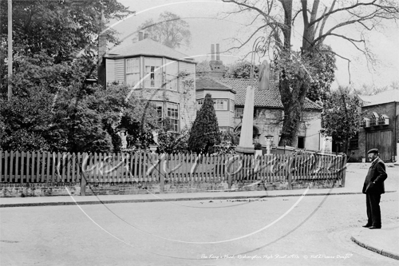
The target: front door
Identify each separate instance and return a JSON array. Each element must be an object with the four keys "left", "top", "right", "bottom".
[{"left": 366, "top": 130, "right": 392, "bottom": 162}]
